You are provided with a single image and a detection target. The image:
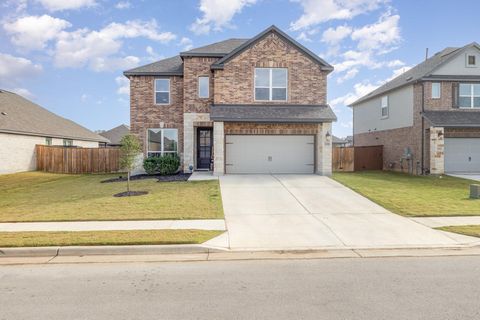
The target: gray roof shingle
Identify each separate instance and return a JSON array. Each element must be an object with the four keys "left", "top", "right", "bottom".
[
  {"left": 350, "top": 43, "right": 480, "bottom": 106},
  {"left": 0, "top": 90, "right": 109, "bottom": 142},
  {"left": 124, "top": 55, "right": 183, "bottom": 76},
  {"left": 180, "top": 38, "right": 248, "bottom": 56},
  {"left": 99, "top": 124, "right": 130, "bottom": 145},
  {"left": 210, "top": 104, "right": 337, "bottom": 123},
  {"left": 423, "top": 111, "right": 480, "bottom": 127}
]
